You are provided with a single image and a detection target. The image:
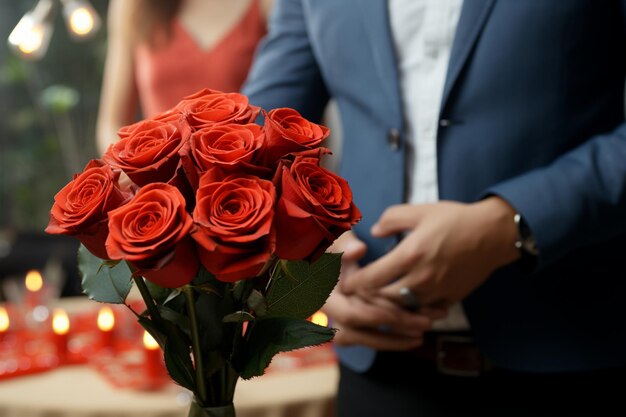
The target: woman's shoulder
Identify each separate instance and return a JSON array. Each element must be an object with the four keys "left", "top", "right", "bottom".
[{"left": 107, "top": 0, "right": 138, "bottom": 40}]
